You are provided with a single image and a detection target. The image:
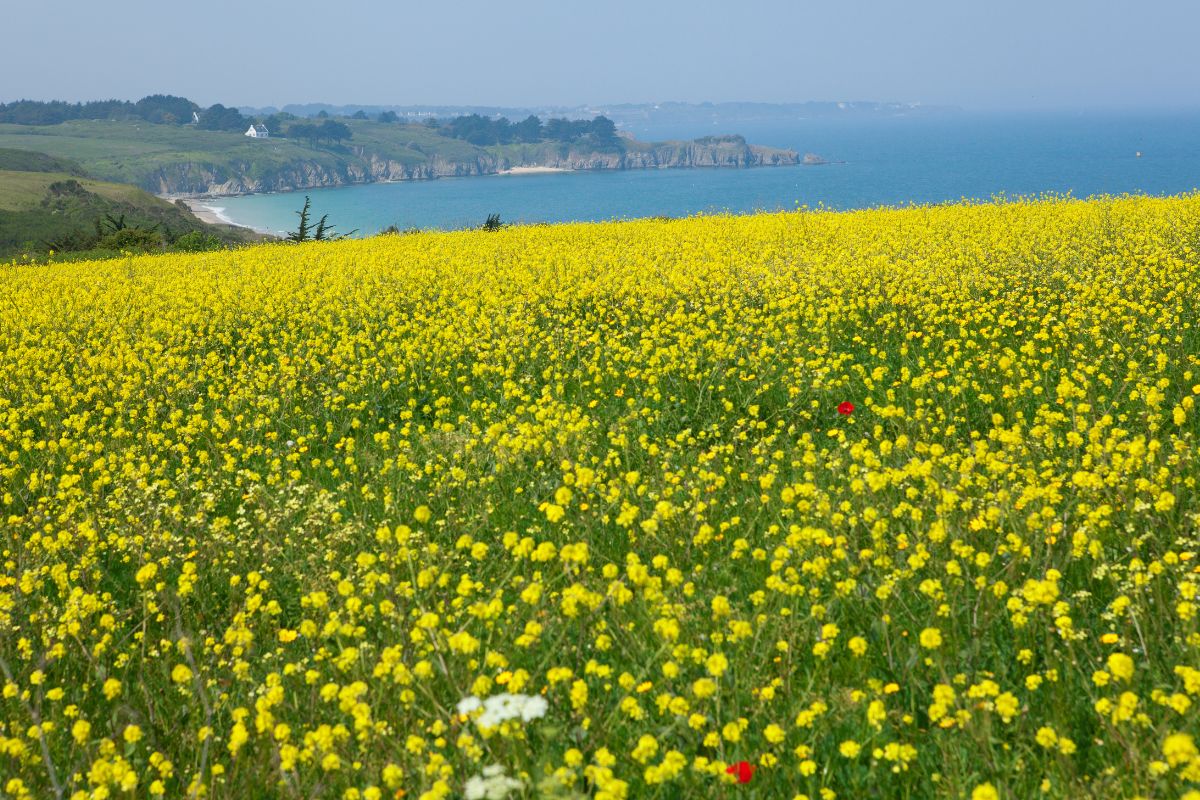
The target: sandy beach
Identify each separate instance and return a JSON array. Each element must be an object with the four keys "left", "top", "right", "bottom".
[
  {"left": 497, "top": 166, "right": 570, "bottom": 176},
  {"left": 181, "top": 200, "right": 232, "bottom": 226},
  {"left": 166, "top": 197, "right": 267, "bottom": 232}
]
